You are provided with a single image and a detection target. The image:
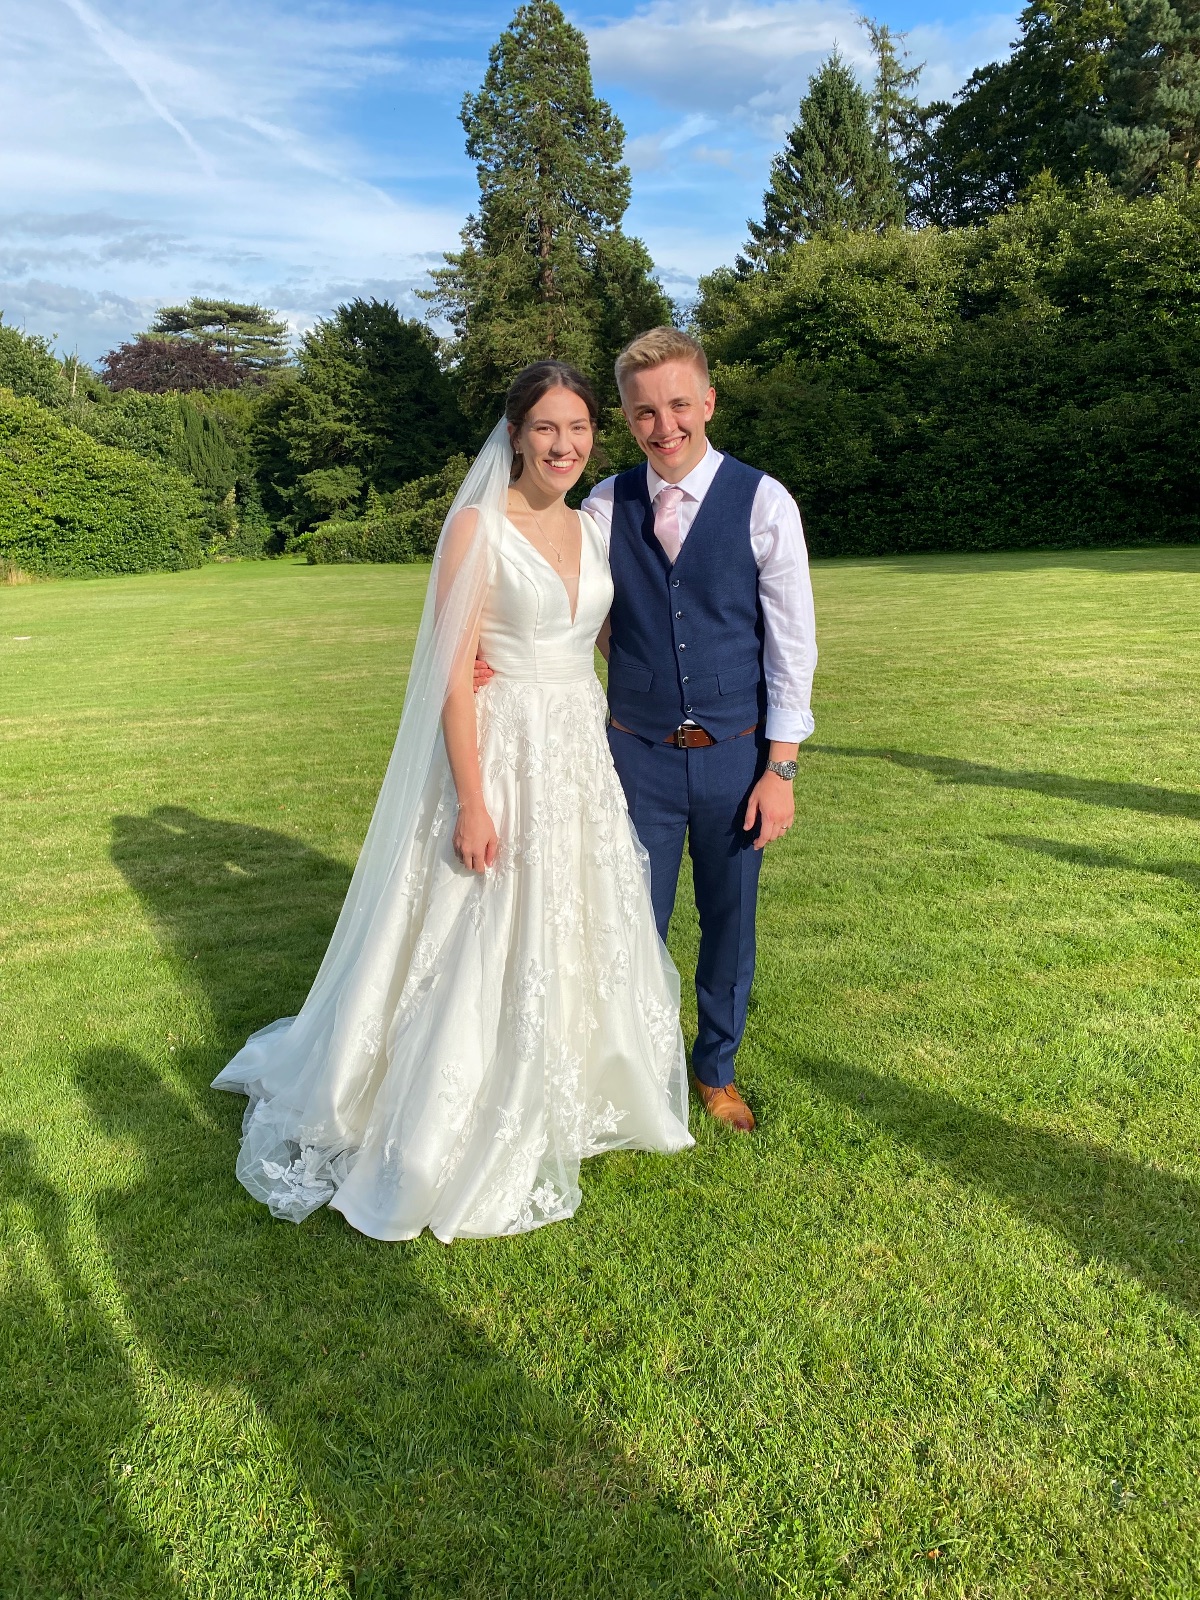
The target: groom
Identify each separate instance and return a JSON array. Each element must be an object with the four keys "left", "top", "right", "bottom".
[
  {"left": 477, "top": 328, "right": 817, "bottom": 1130},
  {"left": 584, "top": 327, "right": 816, "bottom": 1131}
]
